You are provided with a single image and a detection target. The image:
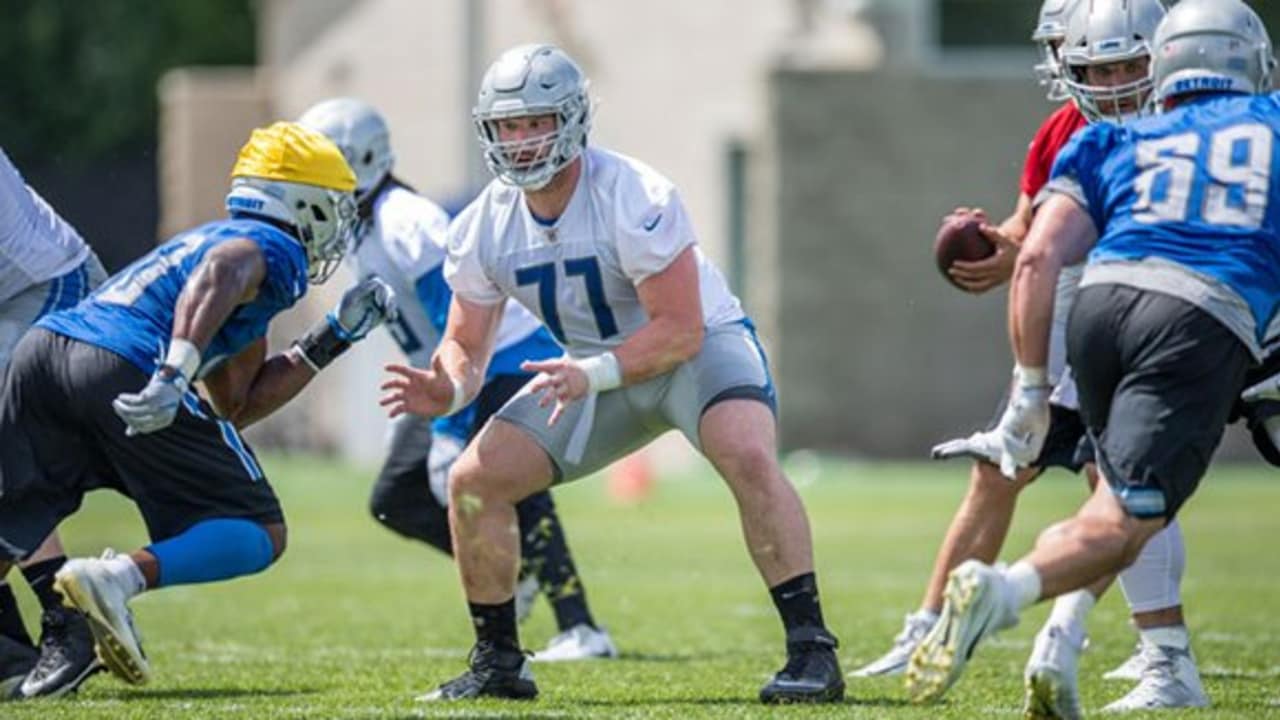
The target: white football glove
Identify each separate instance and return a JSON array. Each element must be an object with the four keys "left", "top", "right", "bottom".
[
  {"left": 997, "top": 383, "right": 1052, "bottom": 479},
  {"left": 112, "top": 369, "right": 189, "bottom": 436},
  {"left": 931, "top": 428, "right": 1003, "bottom": 465},
  {"left": 1242, "top": 372, "right": 1280, "bottom": 403},
  {"left": 331, "top": 276, "right": 397, "bottom": 342}
]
